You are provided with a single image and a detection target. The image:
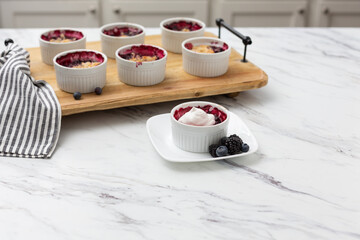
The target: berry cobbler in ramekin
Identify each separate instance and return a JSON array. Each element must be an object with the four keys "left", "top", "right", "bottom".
[
  {"left": 115, "top": 44, "right": 167, "bottom": 86},
  {"left": 182, "top": 37, "right": 231, "bottom": 77},
  {"left": 160, "top": 17, "right": 205, "bottom": 53},
  {"left": 39, "top": 28, "right": 86, "bottom": 65},
  {"left": 171, "top": 101, "right": 229, "bottom": 152},
  {"left": 53, "top": 50, "right": 107, "bottom": 93},
  {"left": 100, "top": 22, "right": 145, "bottom": 58}
]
